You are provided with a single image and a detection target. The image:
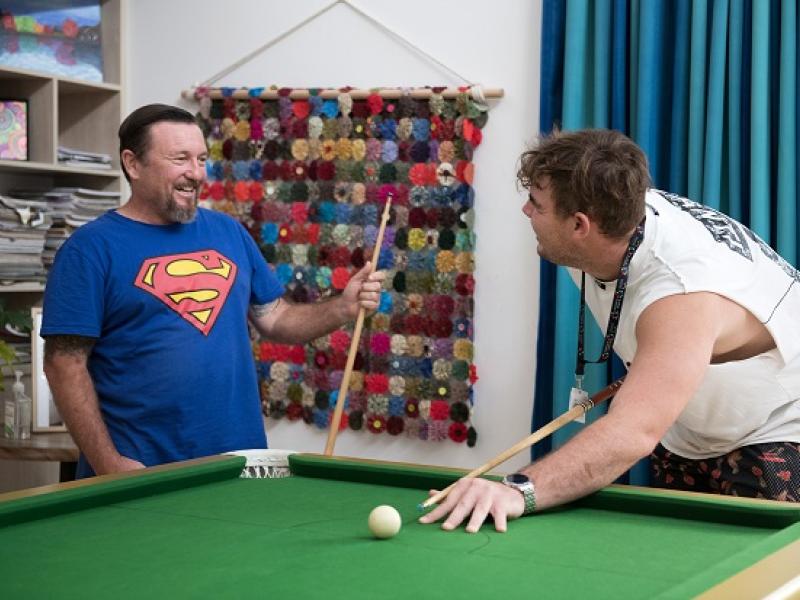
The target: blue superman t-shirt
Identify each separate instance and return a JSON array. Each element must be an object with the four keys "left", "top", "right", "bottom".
[{"left": 42, "top": 208, "right": 284, "bottom": 477}]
